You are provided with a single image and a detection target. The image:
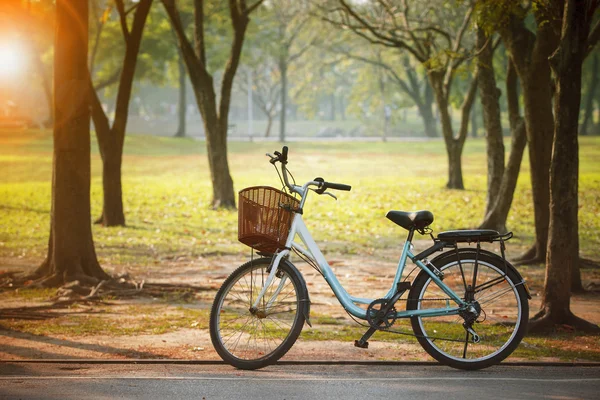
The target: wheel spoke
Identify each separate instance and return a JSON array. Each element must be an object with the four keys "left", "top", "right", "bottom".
[
  {"left": 211, "top": 261, "right": 304, "bottom": 367},
  {"left": 409, "top": 256, "right": 527, "bottom": 368}
]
